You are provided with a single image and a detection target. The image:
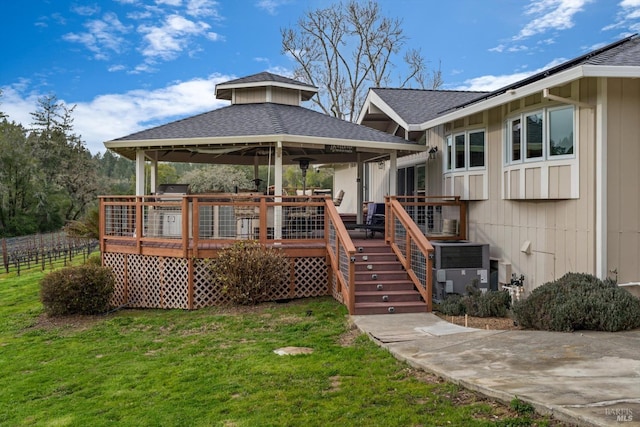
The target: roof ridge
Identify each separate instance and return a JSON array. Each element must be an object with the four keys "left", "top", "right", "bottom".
[{"left": 372, "top": 87, "right": 489, "bottom": 94}]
